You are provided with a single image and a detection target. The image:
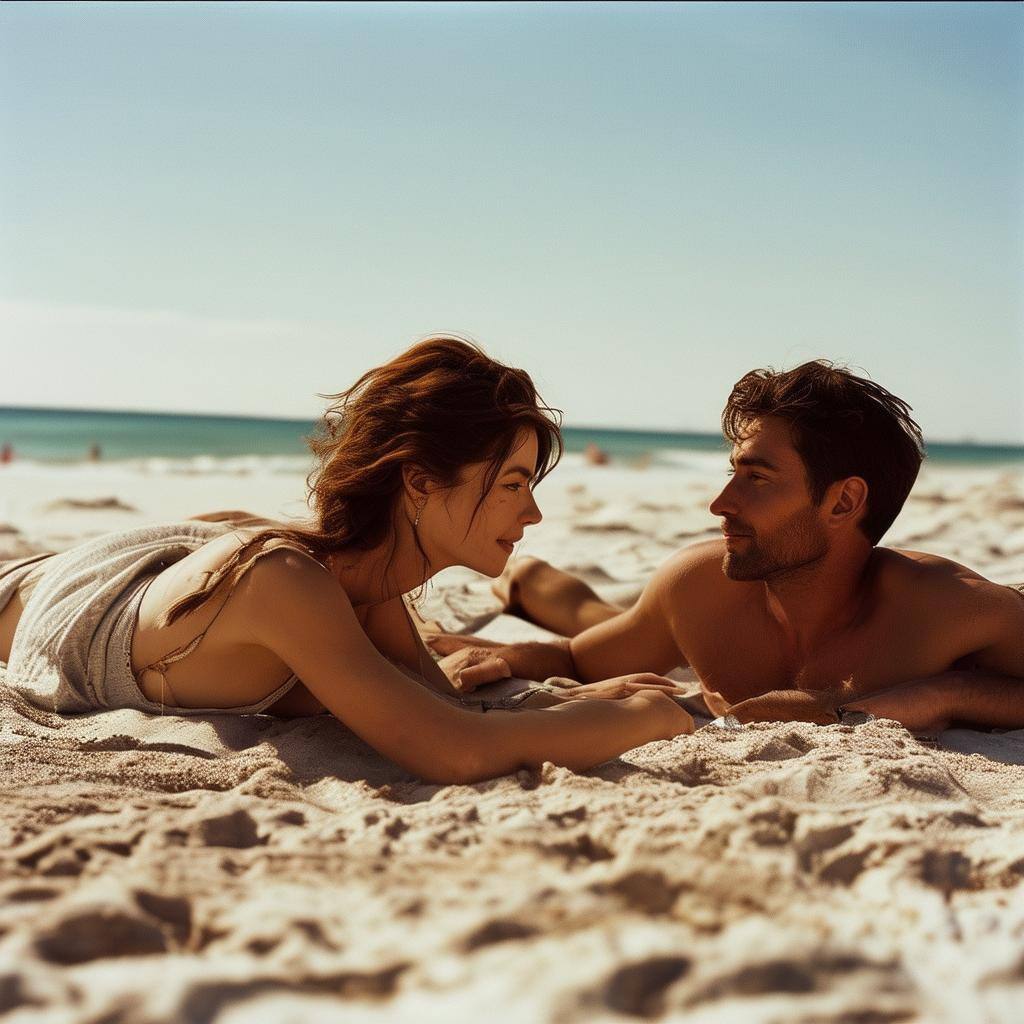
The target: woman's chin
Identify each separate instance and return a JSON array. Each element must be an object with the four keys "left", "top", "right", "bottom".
[{"left": 474, "top": 555, "right": 510, "bottom": 579}]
